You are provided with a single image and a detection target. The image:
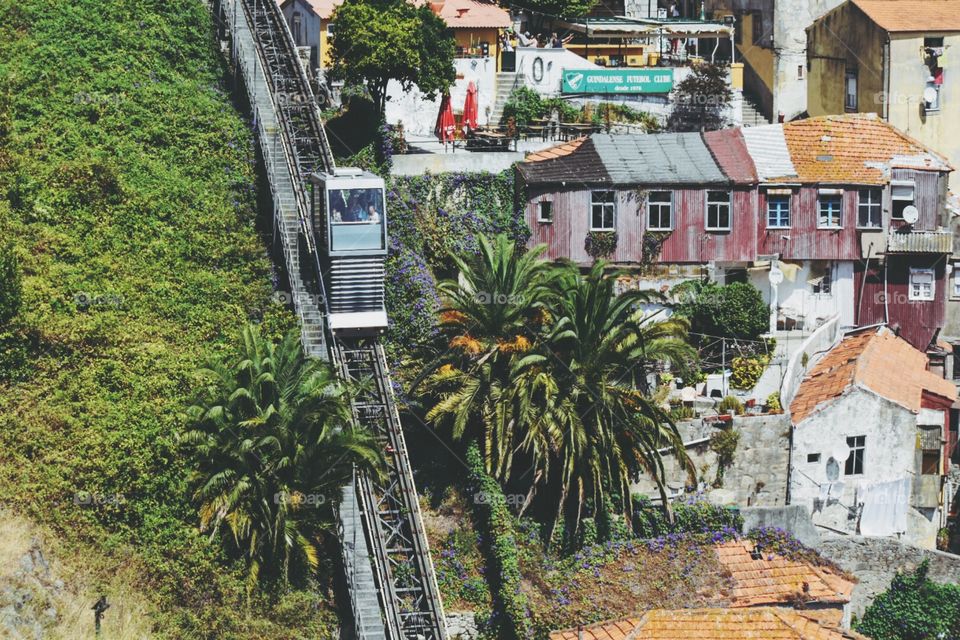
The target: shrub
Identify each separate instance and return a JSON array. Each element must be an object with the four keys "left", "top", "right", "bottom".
[
  {"left": 730, "top": 355, "right": 766, "bottom": 390},
  {"left": 585, "top": 230, "right": 617, "bottom": 260},
  {"left": 855, "top": 560, "right": 960, "bottom": 639},
  {"left": 632, "top": 494, "right": 742, "bottom": 540},
  {"left": 674, "top": 281, "right": 769, "bottom": 344},
  {"left": 717, "top": 396, "right": 743, "bottom": 416},
  {"left": 709, "top": 429, "right": 740, "bottom": 487},
  {"left": 501, "top": 86, "right": 543, "bottom": 127},
  {"left": 0, "top": 242, "right": 22, "bottom": 325},
  {"left": 766, "top": 391, "right": 782, "bottom": 413},
  {"left": 385, "top": 241, "right": 440, "bottom": 351},
  {"left": 465, "top": 442, "right": 533, "bottom": 639}
]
